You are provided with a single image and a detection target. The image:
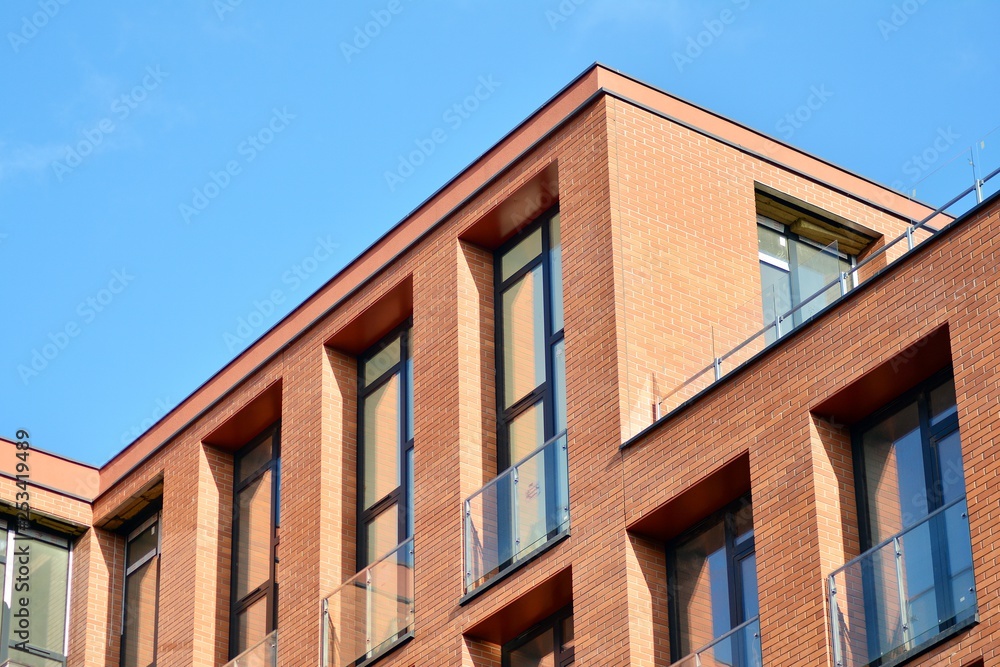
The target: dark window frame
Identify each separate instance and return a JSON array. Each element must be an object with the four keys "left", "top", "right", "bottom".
[
  {"left": 229, "top": 423, "right": 281, "bottom": 660},
  {"left": 851, "top": 367, "right": 970, "bottom": 664},
  {"left": 357, "top": 320, "right": 414, "bottom": 569},
  {"left": 121, "top": 509, "right": 161, "bottom": 667},
  {"left": 494, "top": 205, "right": 563, "bottom": 472},
  {"left": 500, "top": 606, "right": 574, "bottom": 667},
  {"left": 666, "top": 495, "right": 756, "bottom": 663}
]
